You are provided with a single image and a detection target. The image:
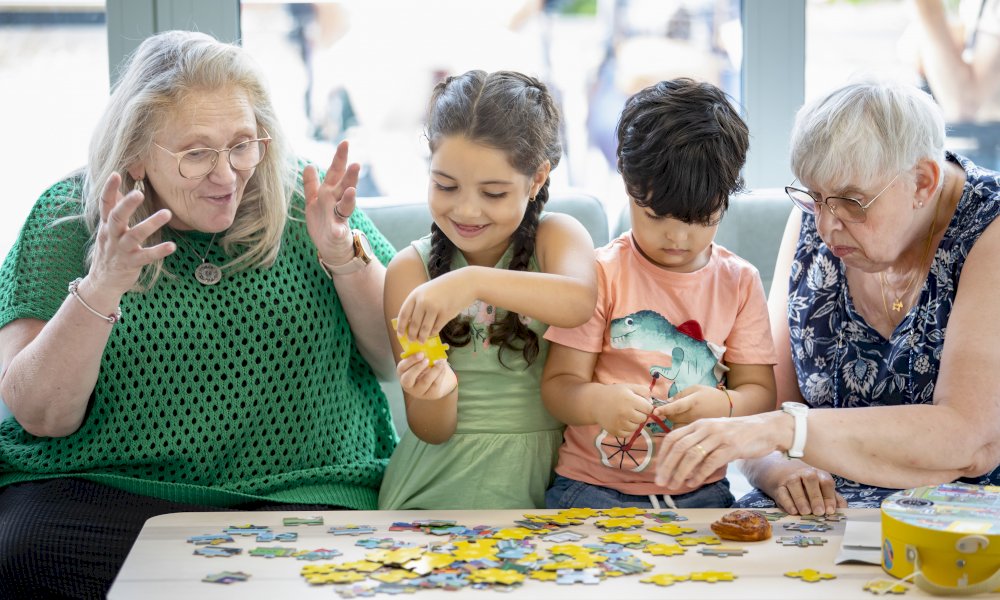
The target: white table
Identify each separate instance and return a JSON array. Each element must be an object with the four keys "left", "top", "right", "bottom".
[{"left": 108, "top": 508, "right": 991, "bottom": 599}]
